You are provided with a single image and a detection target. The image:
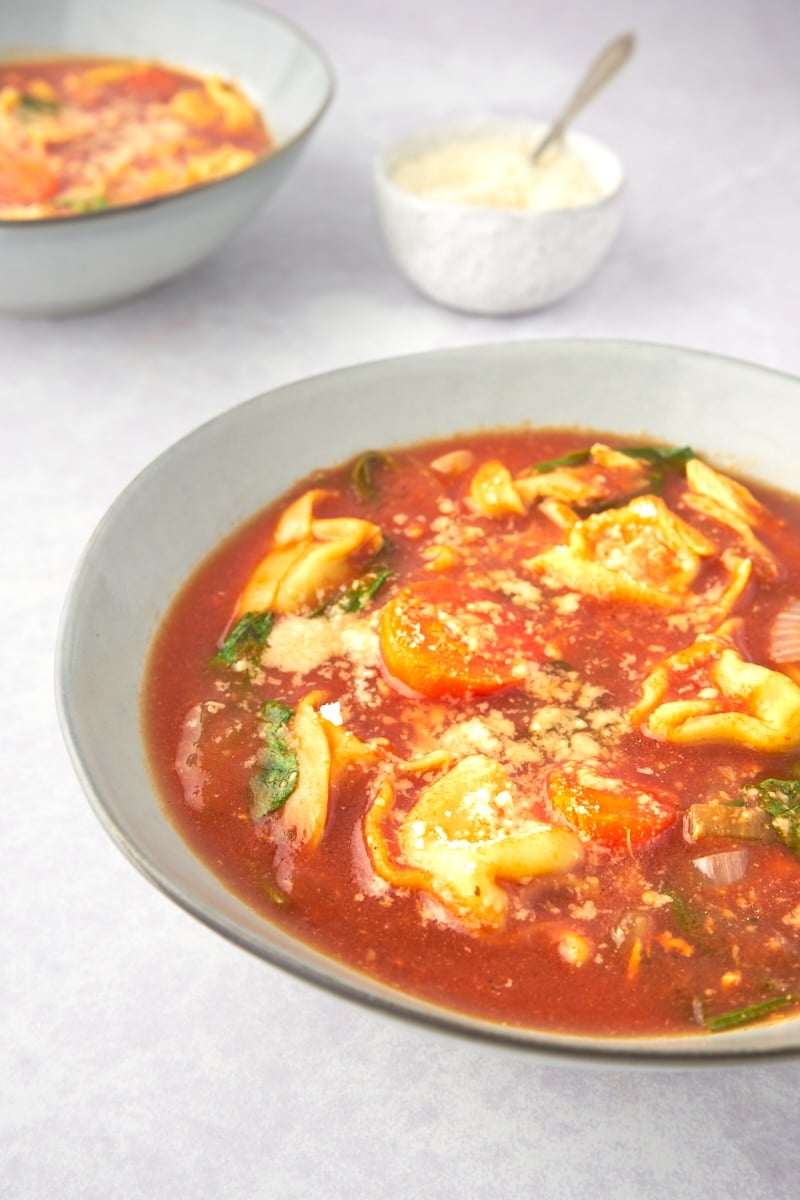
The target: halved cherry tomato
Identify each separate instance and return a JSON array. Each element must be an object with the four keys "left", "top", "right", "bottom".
[
  {"left": 378, "top": 579, "right": 533, "bottom": 699},
  {"left": 548, "top": 764, "right": 678, "bottom": 848},
  {"left": 0, "top": 152, "right": 59, "bottom": 206}
]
